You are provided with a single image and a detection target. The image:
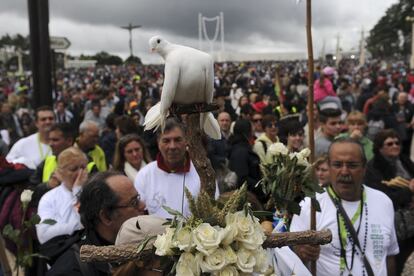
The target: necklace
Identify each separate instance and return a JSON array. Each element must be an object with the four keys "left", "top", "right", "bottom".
[{"left": 327, "top": 186, "right": 368, "bottom": 276}]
